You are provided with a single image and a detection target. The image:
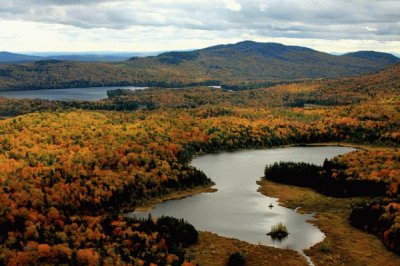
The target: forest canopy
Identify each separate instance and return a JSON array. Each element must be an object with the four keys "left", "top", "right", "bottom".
[{"left": 0, "top": 61, "right": 399, "bottom": 264}]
